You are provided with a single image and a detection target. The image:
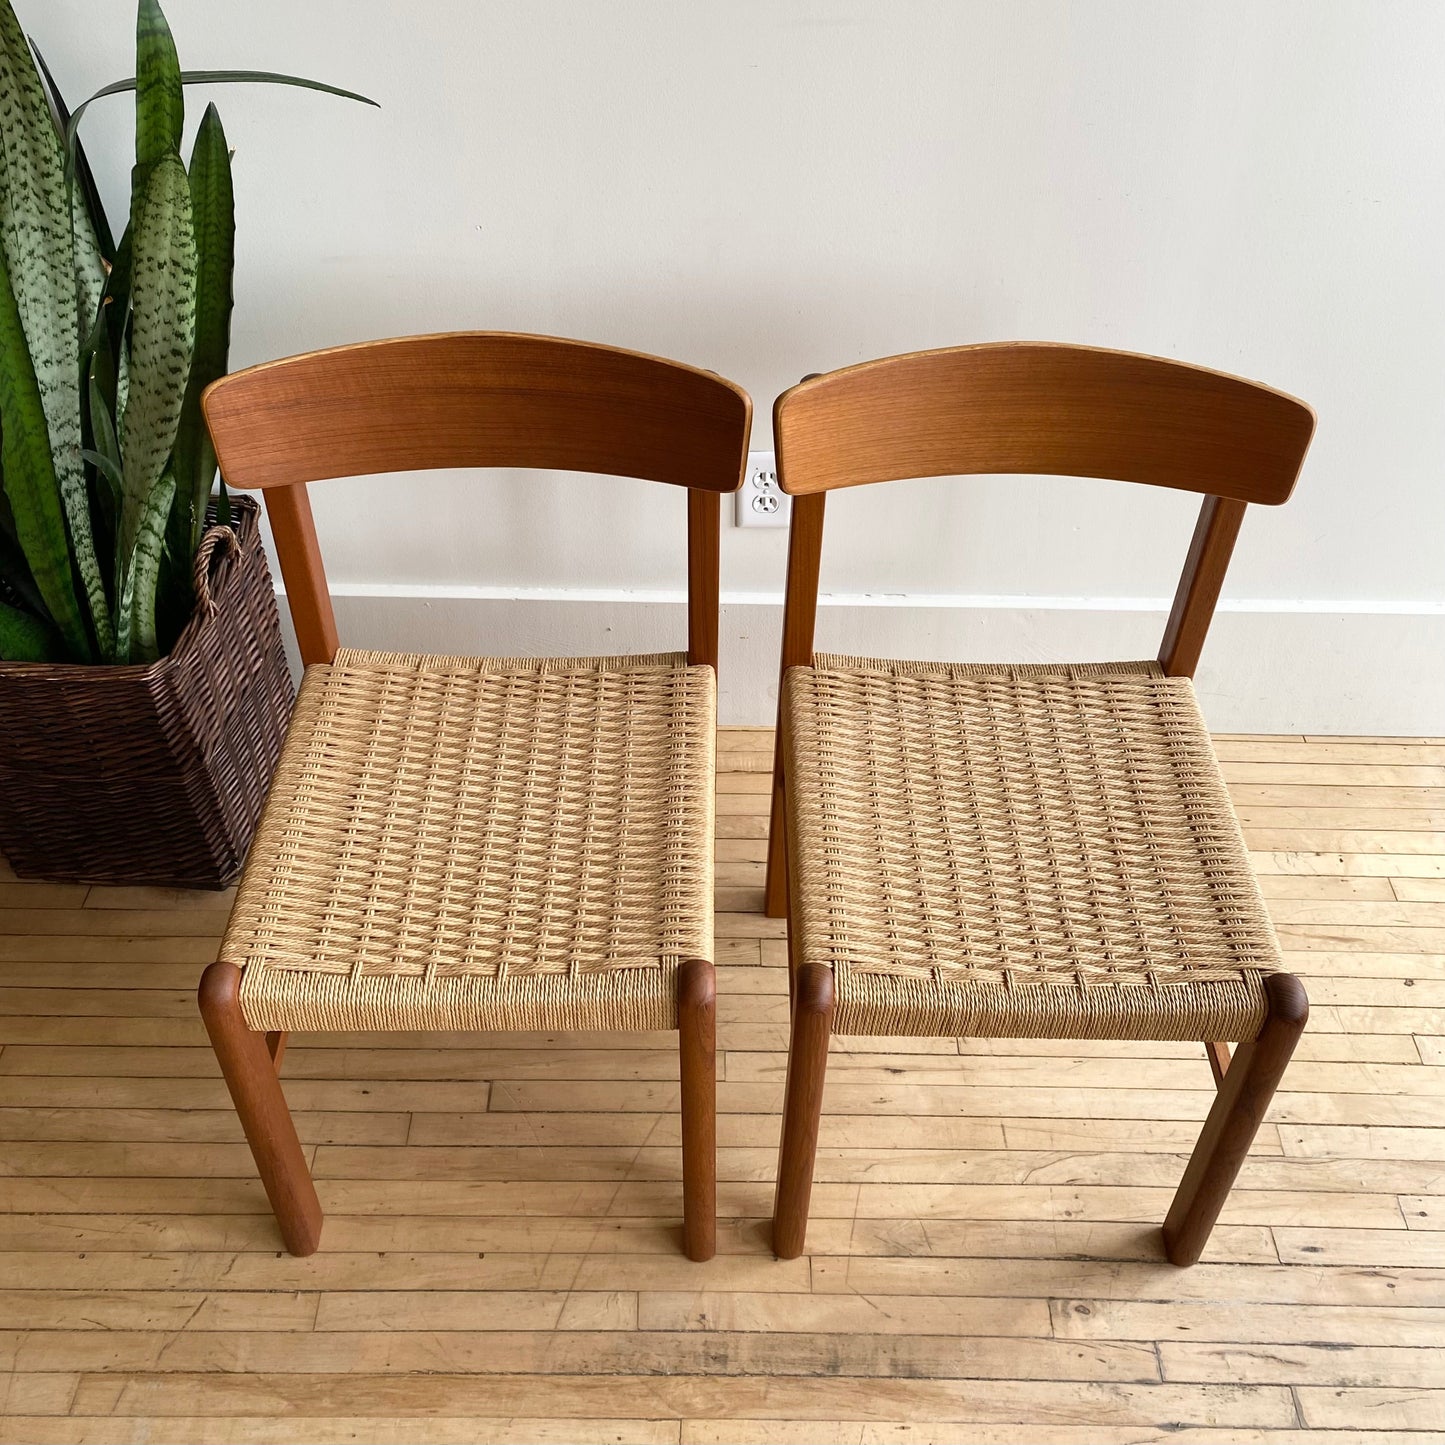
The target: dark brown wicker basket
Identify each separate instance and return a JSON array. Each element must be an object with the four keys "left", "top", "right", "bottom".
[{"left": 0, "top": 497, "right": 294, "bottom": 888}]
